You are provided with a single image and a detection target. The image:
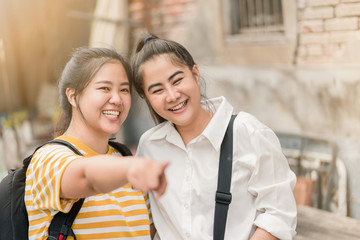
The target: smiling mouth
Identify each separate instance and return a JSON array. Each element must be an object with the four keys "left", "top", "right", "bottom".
[
  {"left": 169, "top": 100, "right": 188, "bottom": 111},
  {"left": 103, "top": 110, "right": 120, "bottom": 117}
]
